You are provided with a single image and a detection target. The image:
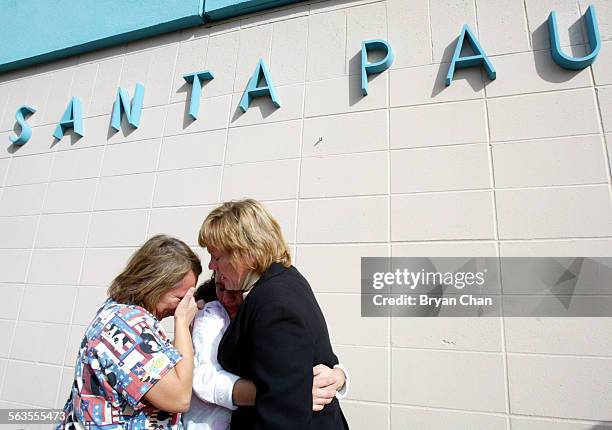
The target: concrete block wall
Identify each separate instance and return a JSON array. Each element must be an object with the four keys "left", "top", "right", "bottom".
[{"left": 0, "top": 0, "right": 611, "bottom": 428}]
